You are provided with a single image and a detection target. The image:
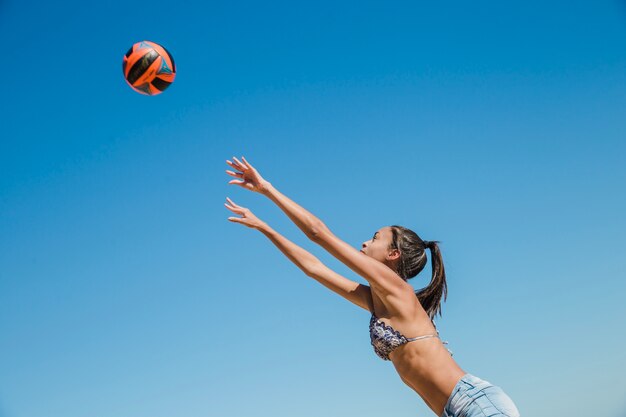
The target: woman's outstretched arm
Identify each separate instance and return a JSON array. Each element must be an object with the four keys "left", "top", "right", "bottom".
[
  {"left": 224, "top": 197, "right": 373, "bottom": 311},
  {"left": 226, "top": 157, "right": 407, "bottom": 296},
  {"left": 226, "top": 156, "right": 323, "bottom": 239}
]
